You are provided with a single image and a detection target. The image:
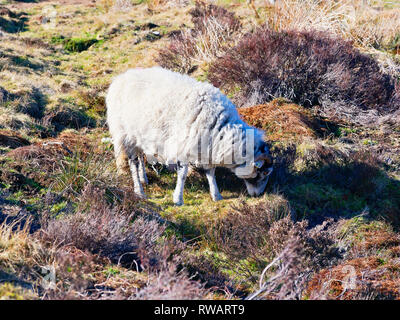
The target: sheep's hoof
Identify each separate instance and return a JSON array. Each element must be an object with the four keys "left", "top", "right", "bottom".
[
  {"left": 173, "top": 197, "right": 184, "bottom": 206},
  {"left": 212, "top": 194, "right": 223, "bottom": 201},
  {"left": 135, "top": 191, "right": 147, "bottom": 199}
]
